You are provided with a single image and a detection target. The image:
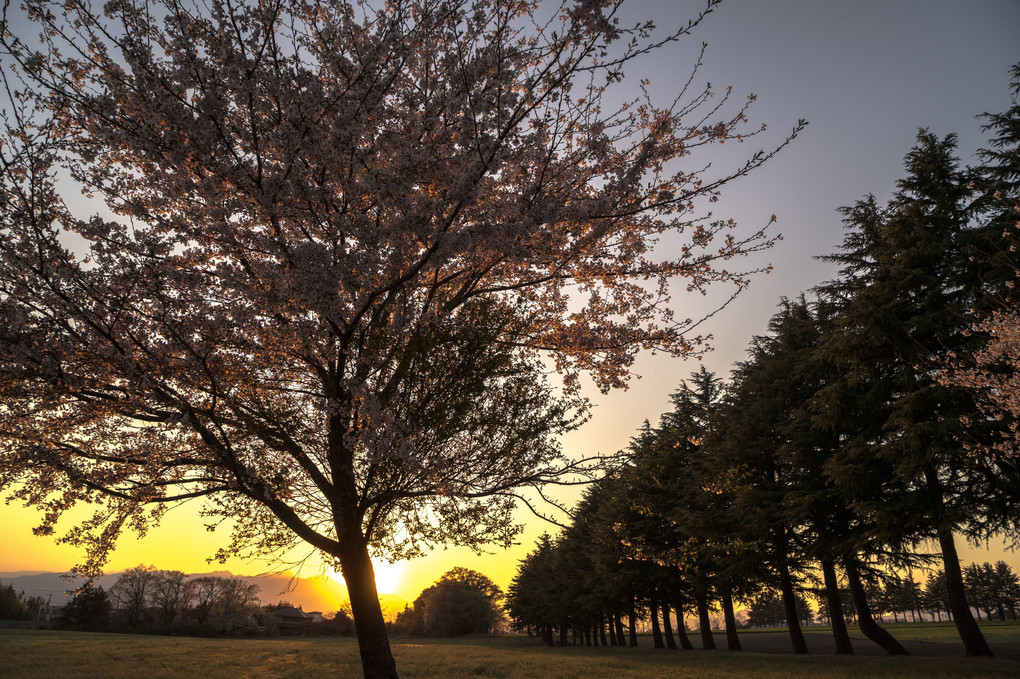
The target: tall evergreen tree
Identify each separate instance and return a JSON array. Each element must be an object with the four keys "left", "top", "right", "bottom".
[{"left": 815, "top": 131, "right": 993, "bottom": 656}]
